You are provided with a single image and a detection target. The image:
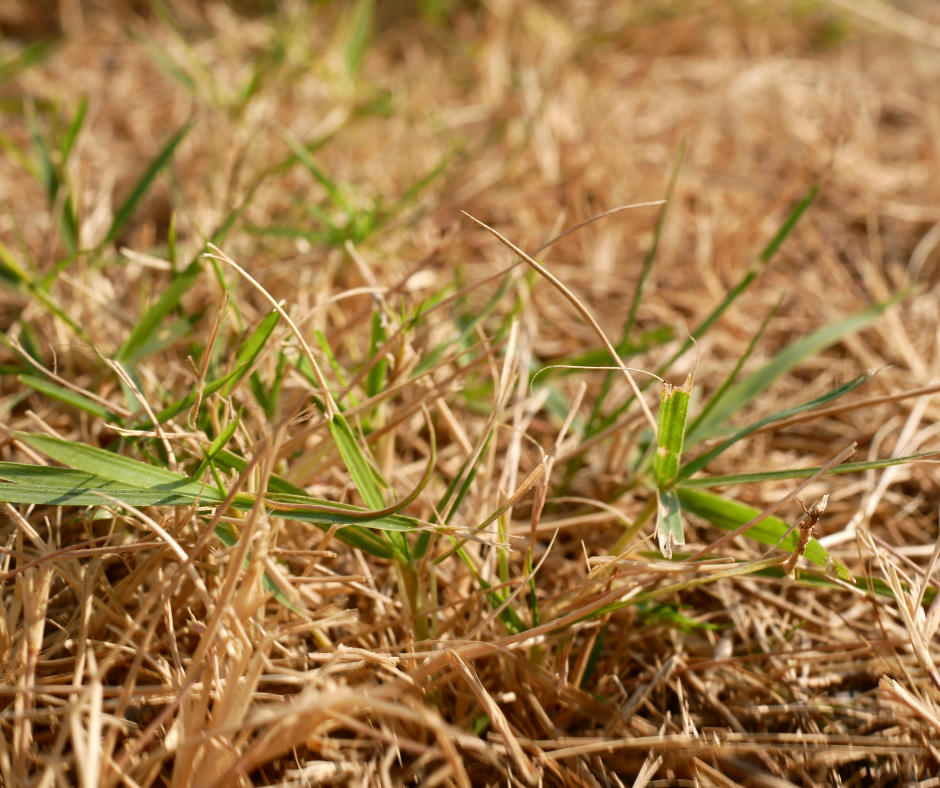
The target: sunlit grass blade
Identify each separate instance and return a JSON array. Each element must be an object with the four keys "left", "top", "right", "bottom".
[
  {"left": 343, "top": 0, "right": 374, "bottom": 76},
  {"left": 678, "top": 372, "right": 873, "bottom": 483},
  {"left": 60, "top": 96, "right": 88, "bottom": 168},
  {"left": 678, "top": 450, "right": 940, "bottom": 488},
  {"left": 686, "top": 296, "right": 901, "bottom": 445},
  {"left": 591, "top": 184, "right": 821, "bottom": 437},
  {"left": 366, "top": 311, "right": 387, "bottom": 399},
  {"left": 676, "top": 487, "right": 851, "bottom": 580},
  {"left": 657, "top": 183, "right": 821, "bottom": 379},
  {"left": 280, "top": 127, "right": 352, "bottom": 215},
  {"left": 102, "top": 119, "right": 193, "bottom": 248},
  {"left": 16, "top": 432, "right": 217, "bottom": 499}
]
